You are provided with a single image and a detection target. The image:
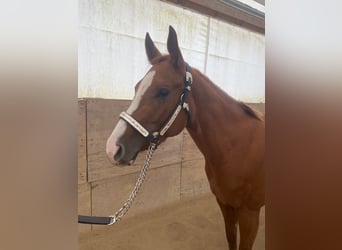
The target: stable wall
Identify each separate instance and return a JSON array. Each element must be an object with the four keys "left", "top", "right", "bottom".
[
  {"left": 79, "top": 0, "right": 265, "bottom": 103},
  {"left": 78, "top": 98, "right": 264, "bottom": 232}
]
